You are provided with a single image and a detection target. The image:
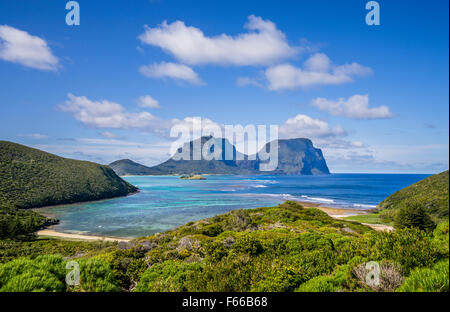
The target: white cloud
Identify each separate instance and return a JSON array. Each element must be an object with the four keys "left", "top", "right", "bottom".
[
  {"left": 59, "top": 93, "right": 157, "bottom": 129},
  {"left": 311, "top": 94, "right": 393, "bottom": 119},
  {"left": 0, "top": 25, "right": 59, "bottom": 71},
  {"left": 279, "top": 114, "right": 347, "bottom": 139},
  {"left": 324, "top": 147, "right": 449, "bottom": 174},
  {"left": 18, "top": 133, "right": 48, "bottom": 139},
  {"left": 99, "top": 131, "right": 119, "bottom": 139},
  {"left": 265, "top": 53, "right": 372, "bottom": 91},
  {"left": 138, "top": 15, "right": 297, "bottom": 66},
  {"left": 34, "top": 141, "right": 174, "bottom": 167},
  {"left": 138, "top": 95, "right": 160, "bottom": 108},
  {"left": 139, "top": 62, "right": 203, "bottom": 85},
  {"left": 236, "top": 77, "right": 263, "bottom": 88}
]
